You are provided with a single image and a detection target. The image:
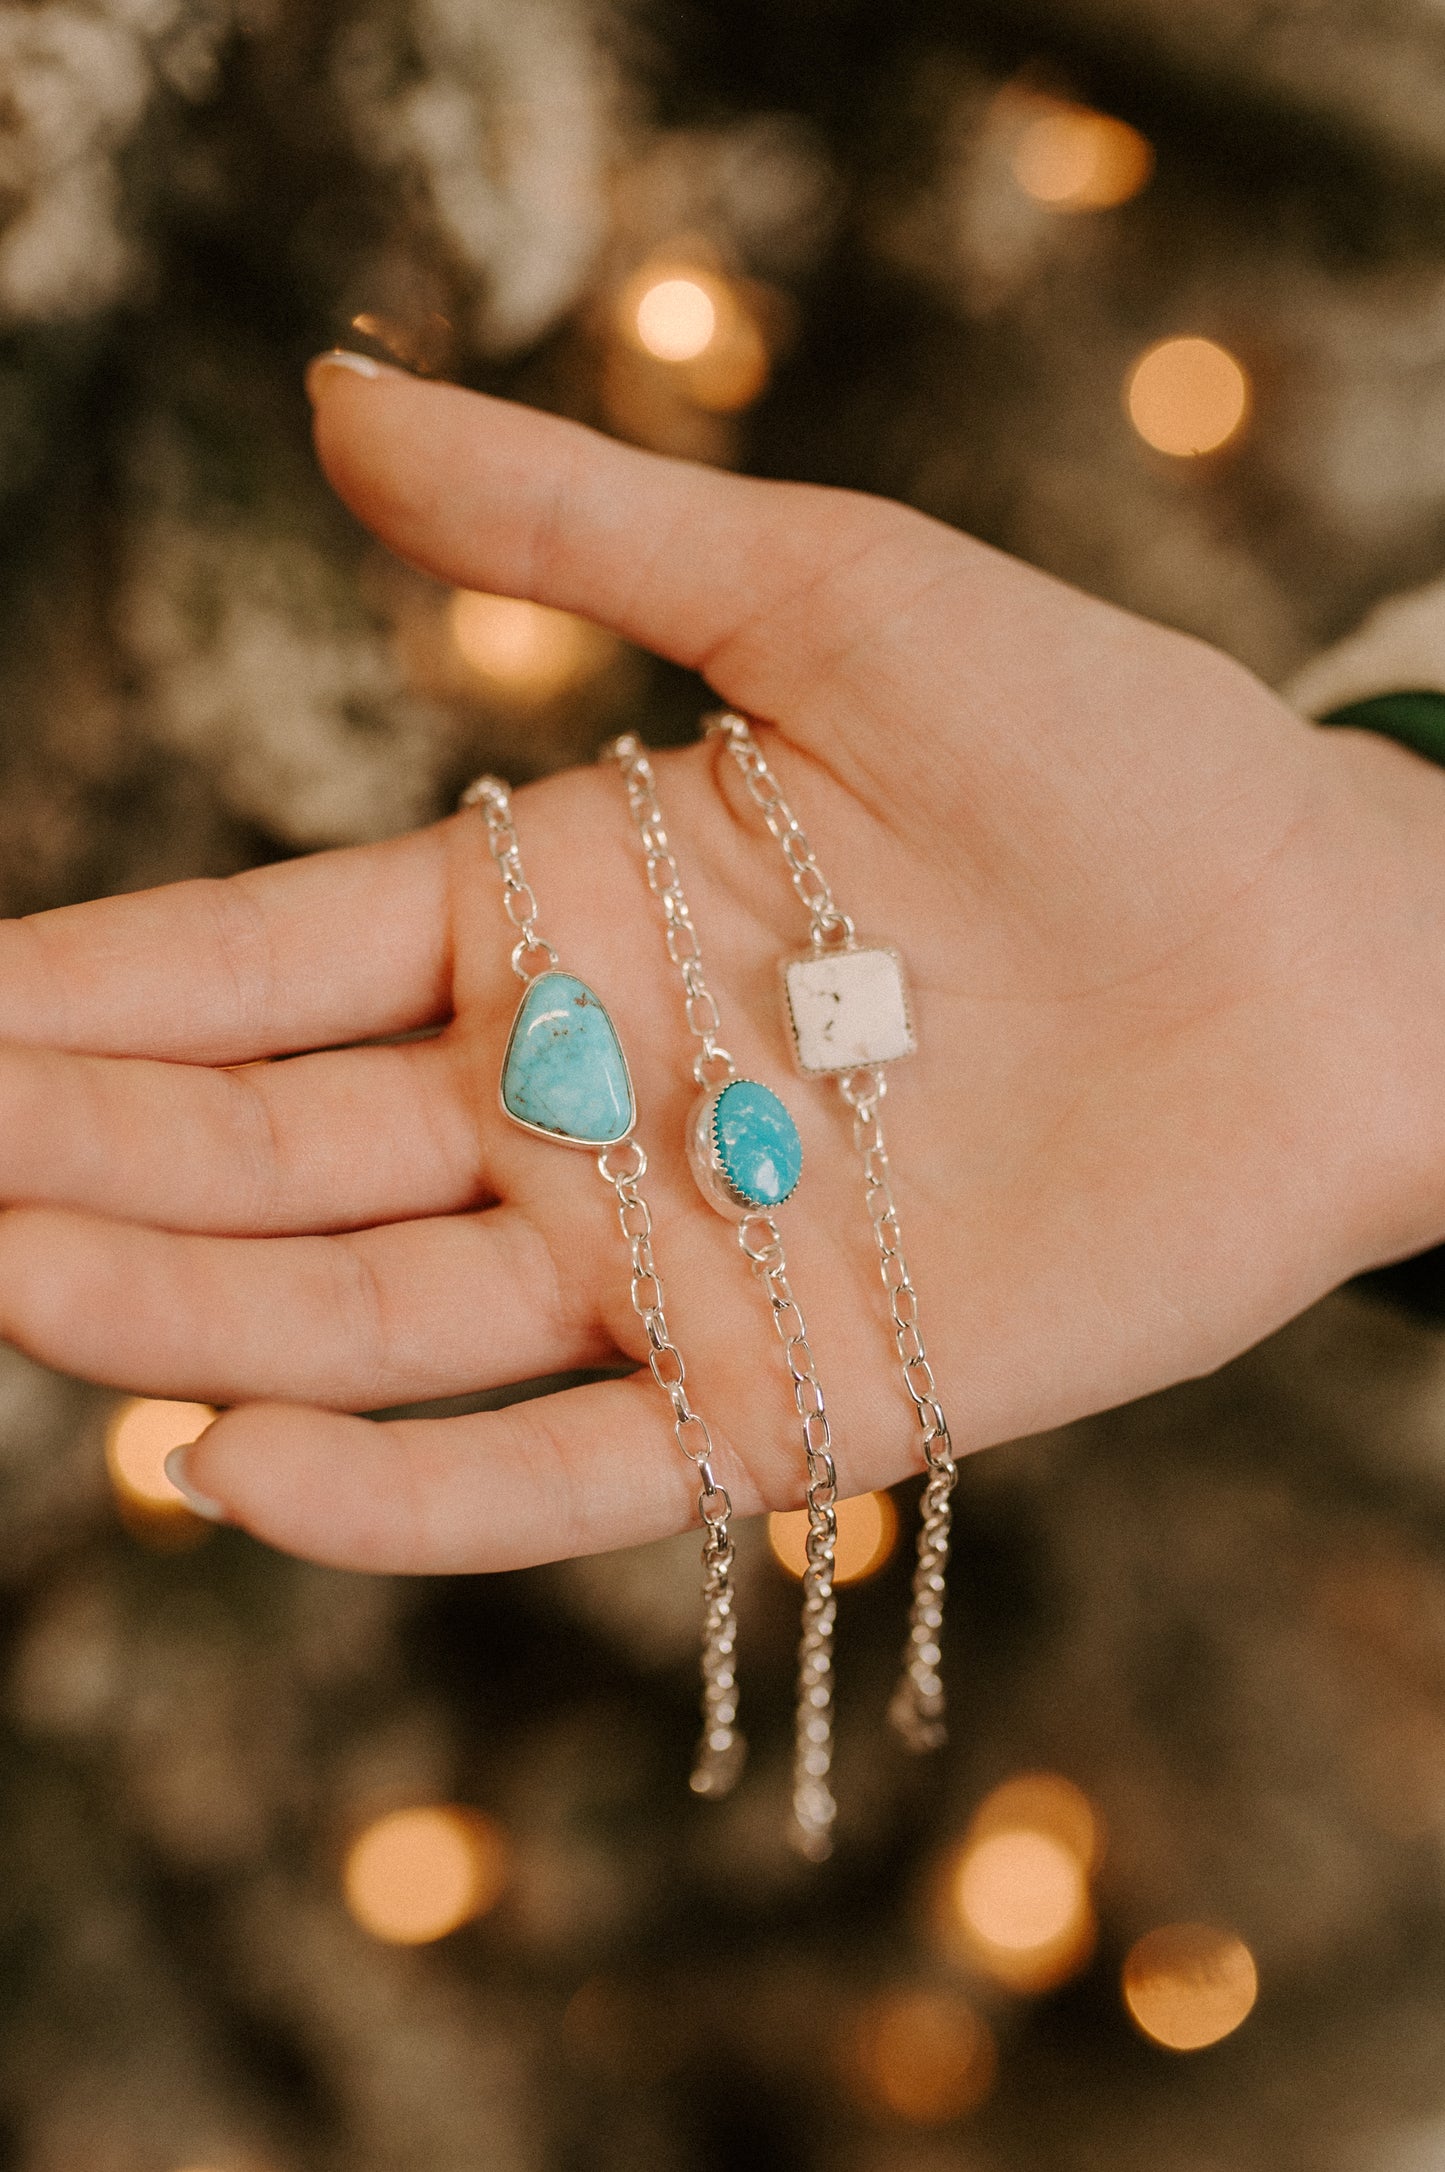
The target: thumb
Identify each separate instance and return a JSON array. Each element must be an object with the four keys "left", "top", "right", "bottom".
[{"left": 306, "top": 356, "right": 958, "bottom": 729}]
